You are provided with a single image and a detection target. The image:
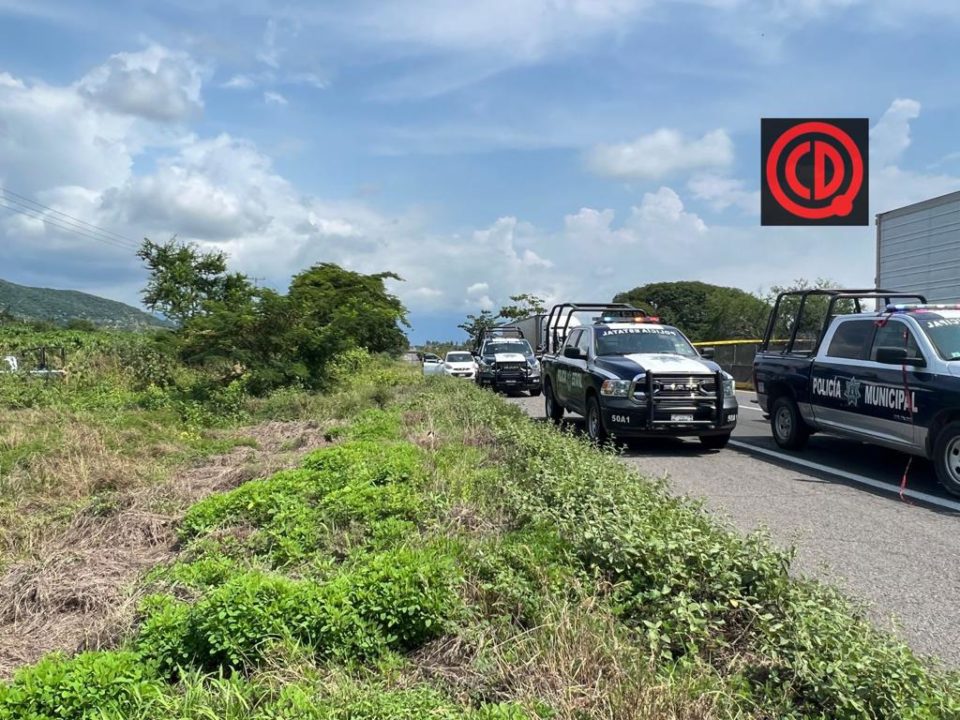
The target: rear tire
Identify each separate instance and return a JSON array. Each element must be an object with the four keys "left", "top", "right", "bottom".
[
  {"left": 770, "top": 396, "right": 810, "bottom": 450},
  {"left": 544, "top": 381, "right": 564, "bottom": 424},
  {"left": 586, "top": 394, "right": 609, "bottom": 445},
  {"left": 530, "top": 388, "right": 542, "bottom": 397},
  {"left": 932, "top": 422, "right": 960, "bottom": 497},
  {"left": 699, "top": 433, "right": 730, "bottom": 450}
]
